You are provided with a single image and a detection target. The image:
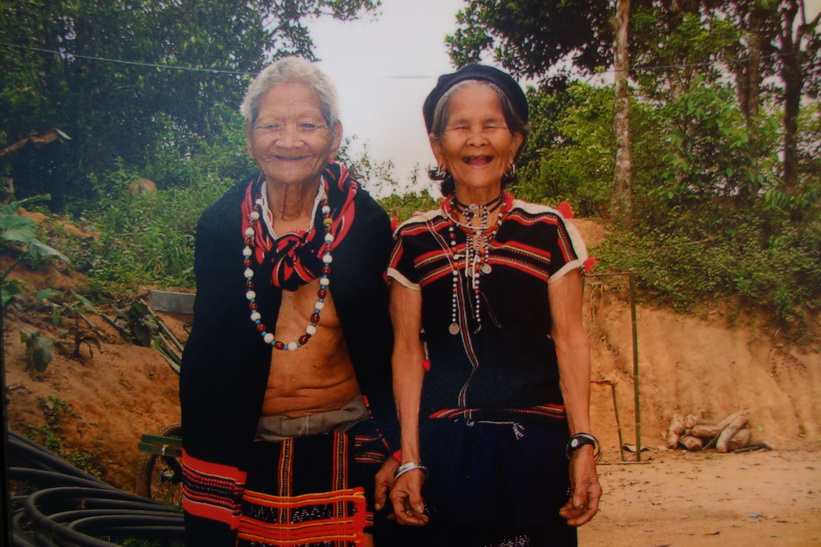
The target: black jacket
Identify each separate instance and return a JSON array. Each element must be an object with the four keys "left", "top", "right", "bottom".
[{"left": 179, "top": 170, "right": 397, "bottom": 544}]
